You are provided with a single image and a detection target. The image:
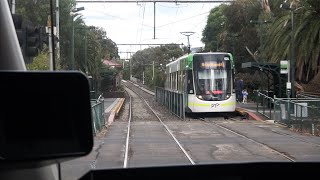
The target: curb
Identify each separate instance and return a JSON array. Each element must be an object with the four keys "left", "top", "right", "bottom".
[{"left": 235, "top": 107, "right": 264, "bottom": 122}]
